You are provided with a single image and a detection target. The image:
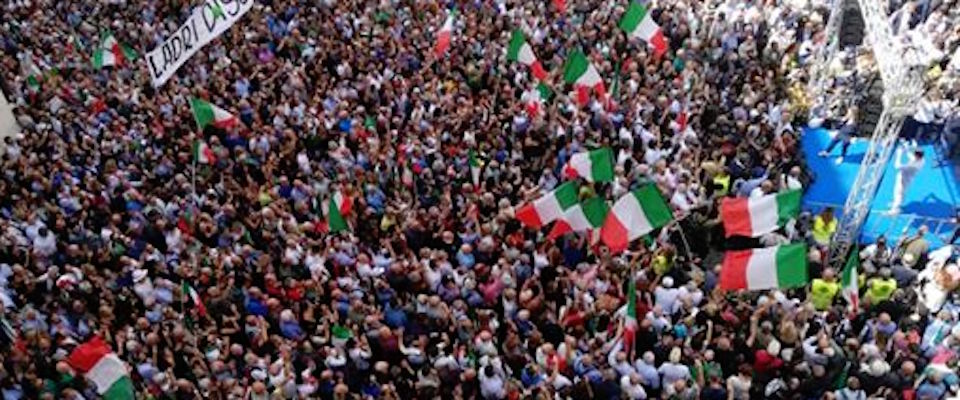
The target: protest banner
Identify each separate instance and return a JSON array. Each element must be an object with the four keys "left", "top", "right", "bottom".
[{"left": 145, "top": 0, "right": 254, "bottom": 87}]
